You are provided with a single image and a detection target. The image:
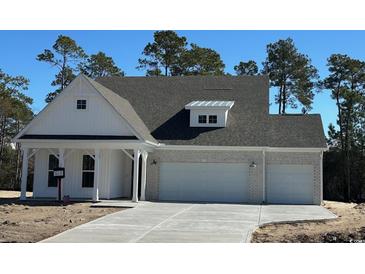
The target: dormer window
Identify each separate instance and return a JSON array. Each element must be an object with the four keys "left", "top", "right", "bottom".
[
  {"left": 198, "top": 115, "right": 207, "bottom": 124},
  {"left": 185, "top": 101, "right": 234, "bottom": 128},
  {"left": 209, "top": 115, "right": 217, "bottom": 124},
  {"left": 76, "top": 99, "right": 87, "bottom": 110}
]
